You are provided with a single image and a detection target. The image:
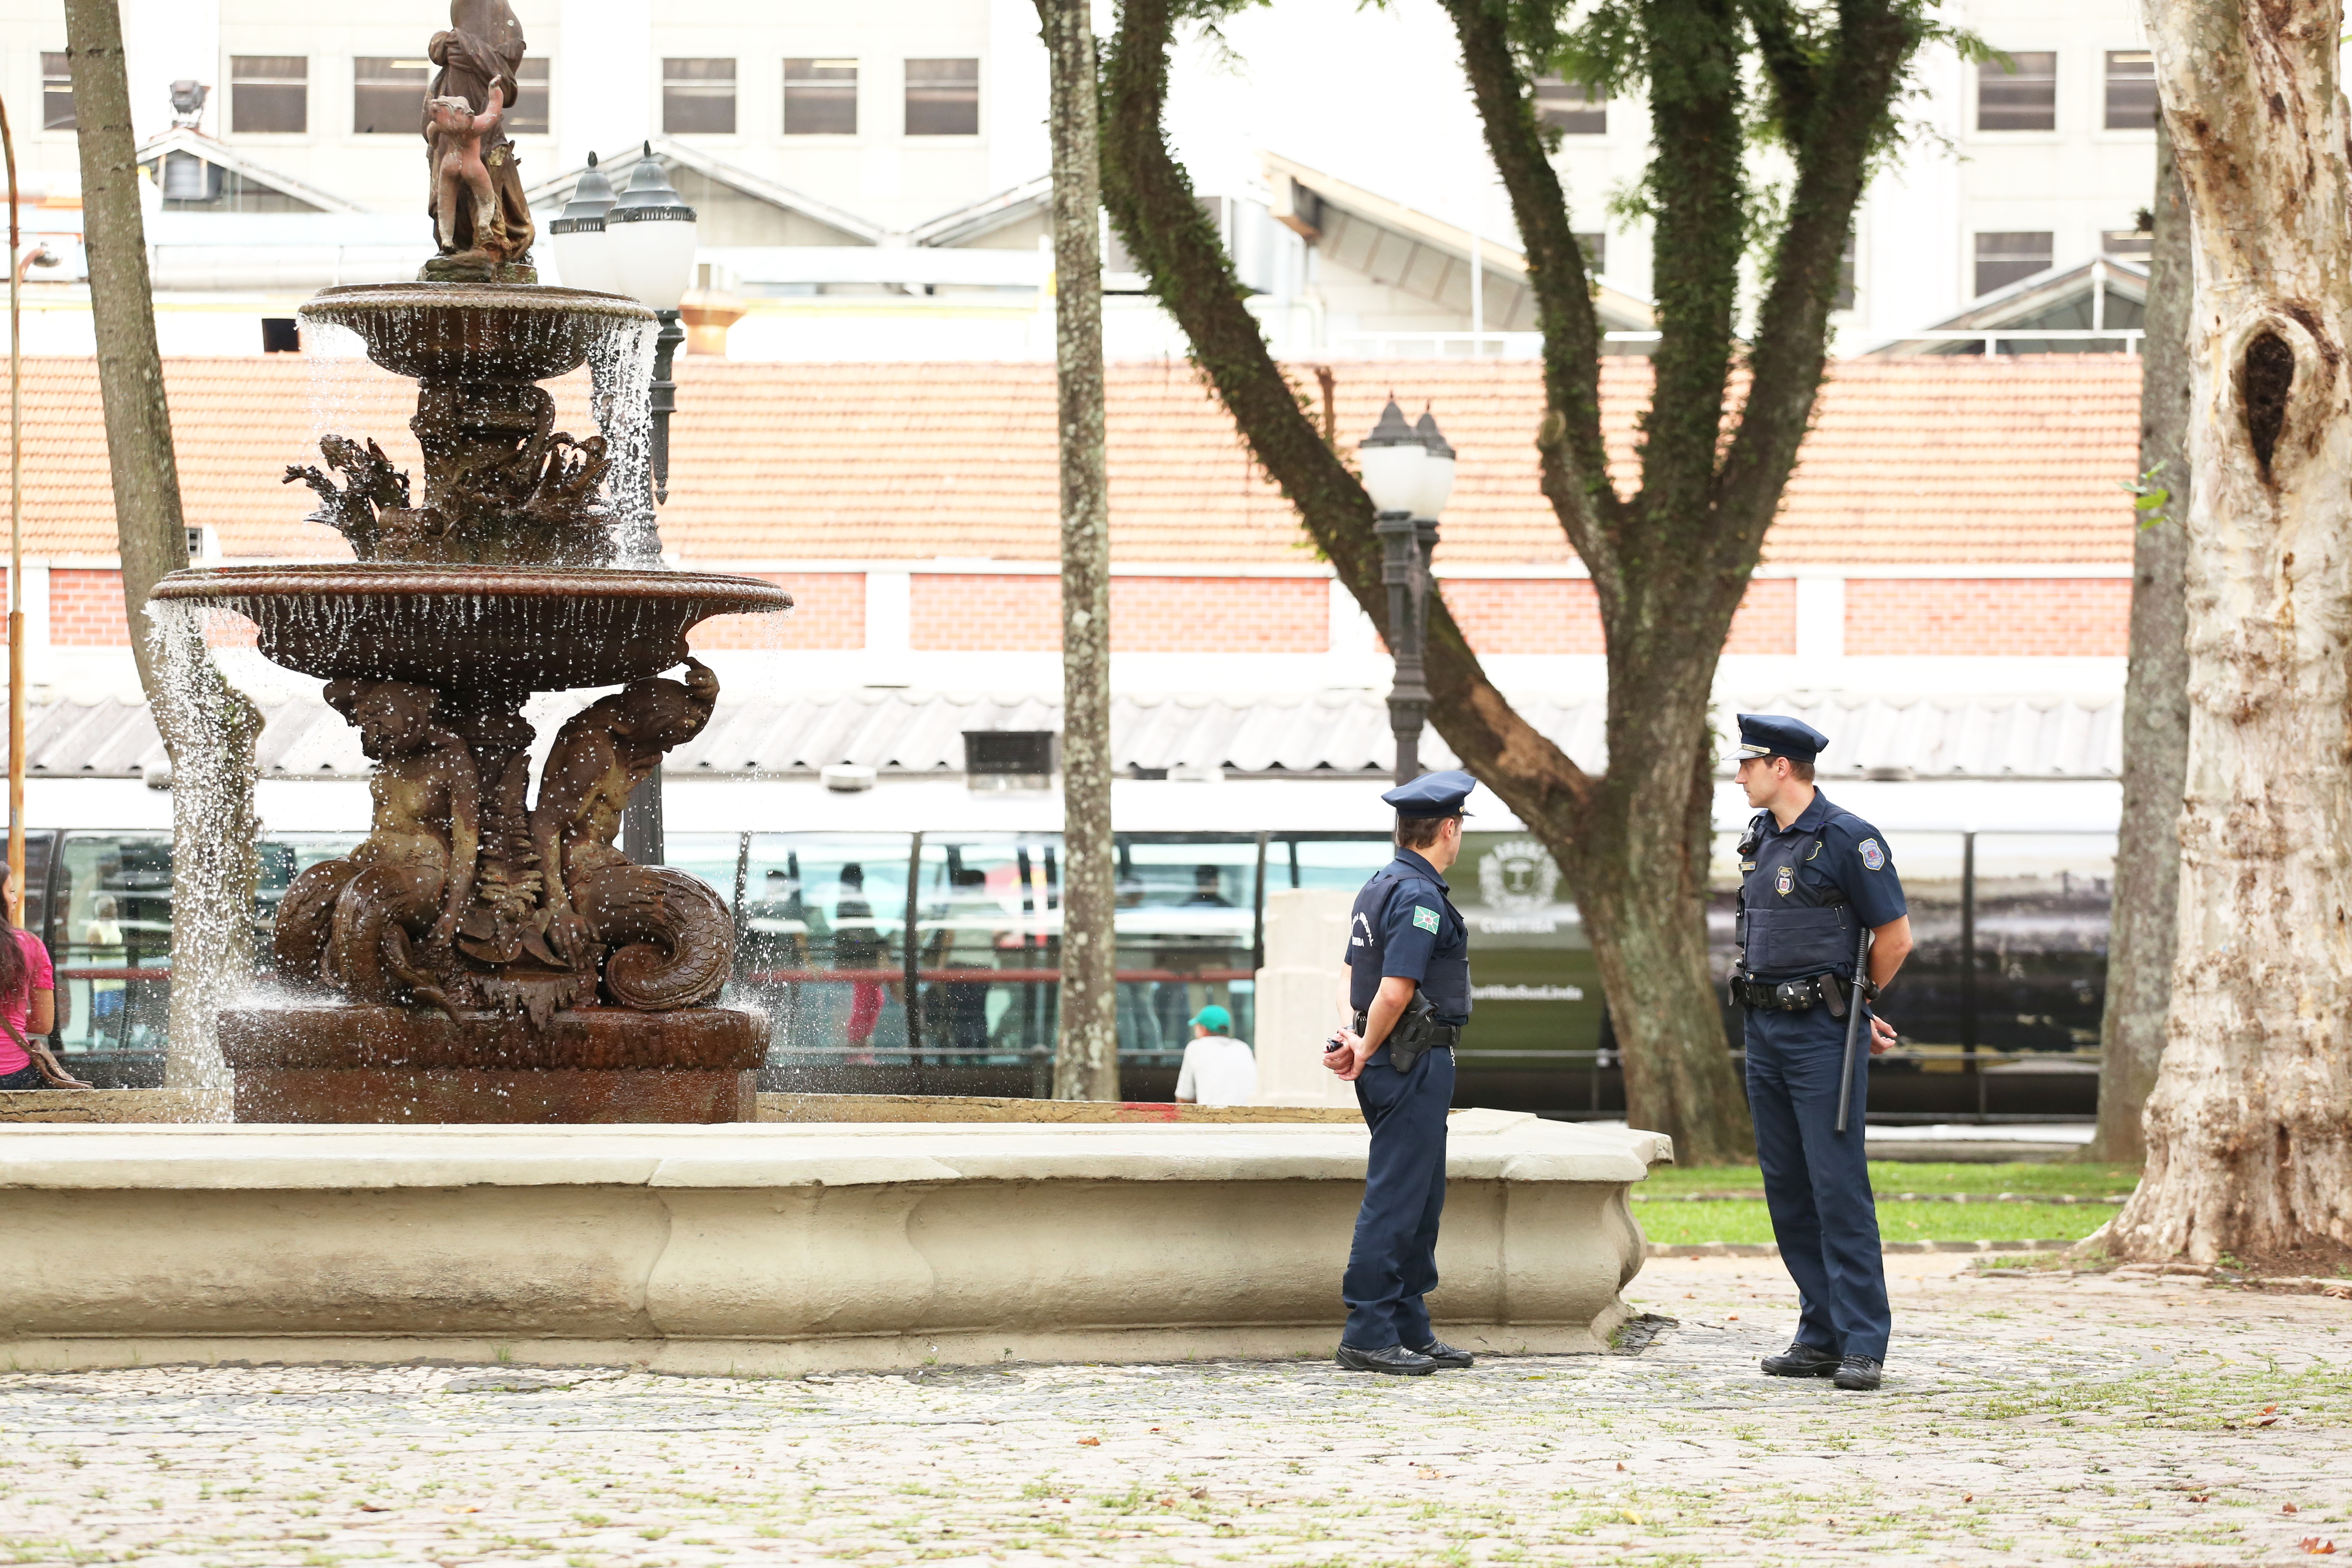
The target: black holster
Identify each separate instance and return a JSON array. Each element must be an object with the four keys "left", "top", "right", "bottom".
[{"left": 1354, "top": 1002, "right": 1461, "bottom": 1072}]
